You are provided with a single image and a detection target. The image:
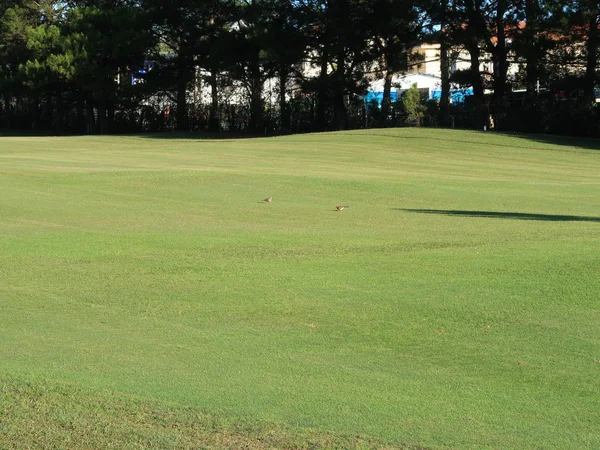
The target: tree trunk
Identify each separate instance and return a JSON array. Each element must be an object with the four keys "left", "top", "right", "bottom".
[
  {"left": 439, "top": 30, "right": 451, "bottom": 127},
  {"left": 208, "top": 66, "right": 219, "bottom": 132},
  {"left": 53, "top": 89, "right": 63, "bottom": 134},
  {"left": 381, "top": 69, "right": 393, "bottom": 127},
  {"left": 248, "top": 57, "right": 264, "bottom": 134},
  {"left": 333, "top": 51, "right": 347, "bottom": 130},
  {"left": 107, "top": 100, "right": 115, "bottom": 132},
  {"left": 466, "top": 0, "right": 485, "bottom": 129},
  {"left": 249, "top": 79, "right": 264, "bottom": 134},
  {"left": 1, "top": 94, "right": 9, "bottom": 128},
  {"left": 525, "top": 0, "right": 540, "bottom": 108},
  {"left": 77, "top": 98, "right": 86, "bottom": 134},
  {"left": 584, "top": 5, "right": 599, "bottom": 105},
  {"left": 176, "top": 54, "right": 189, "bottom": 131},
  {"left": 316, "top": 47, "right": 329, "bottom": 131},
  {"left": 86, "top": 98, "right": 96, "bottom": 135},
  {"left": 97, "top": 95, "right": 108, "bottom": 135},
  {"left": 279, "top": 69, "right": 289, "bottom": 133},
  {"left": 468, "top": 36, "right": 485, "bottom": 128},
  {"left": 491, "top": 0, "right": 508, "bottom": 129},
  {"left": 30, "top": 94, "right": 39, "bottom": 131}
]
